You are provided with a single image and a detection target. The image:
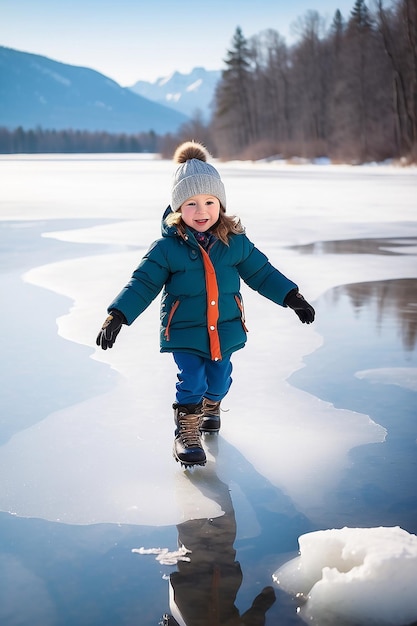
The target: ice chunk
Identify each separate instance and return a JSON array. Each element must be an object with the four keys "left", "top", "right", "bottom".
[
  {"left": 131, "top": 546, "right": 191, "bottom": 565},
  {"left": 273, "top": 526, "right": 417, "bottom": 625}
]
